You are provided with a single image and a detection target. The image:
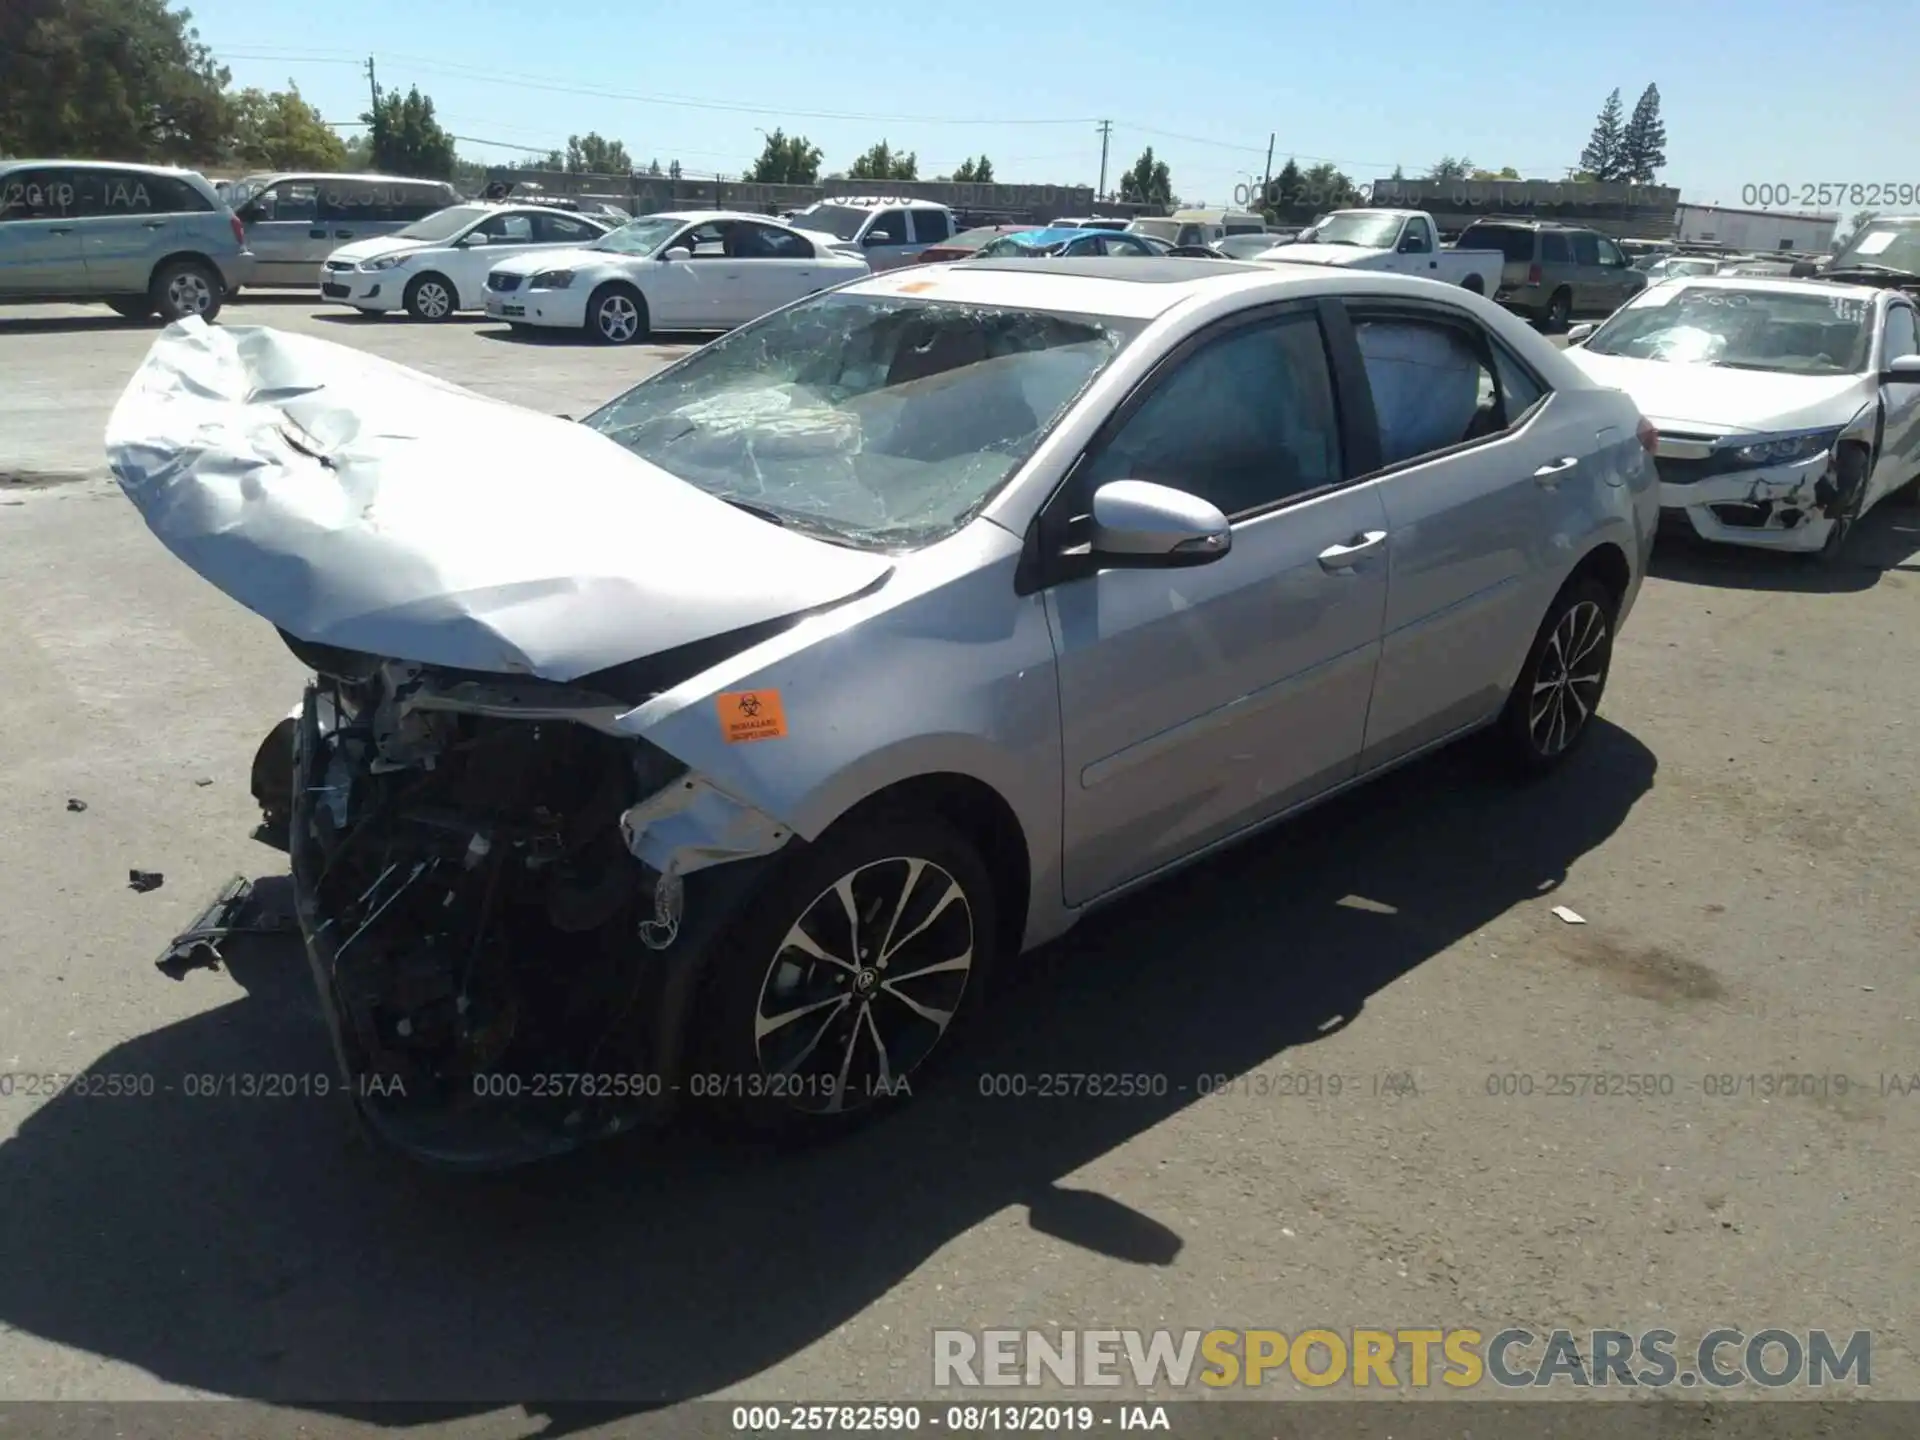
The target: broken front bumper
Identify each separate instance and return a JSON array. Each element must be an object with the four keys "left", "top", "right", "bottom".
[
  {"left": 1657, "top": 451, "right": 1838, "bottom": 552},
  {"left": 285, "top": 681, "right": 789, "bottom": 1168}
]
